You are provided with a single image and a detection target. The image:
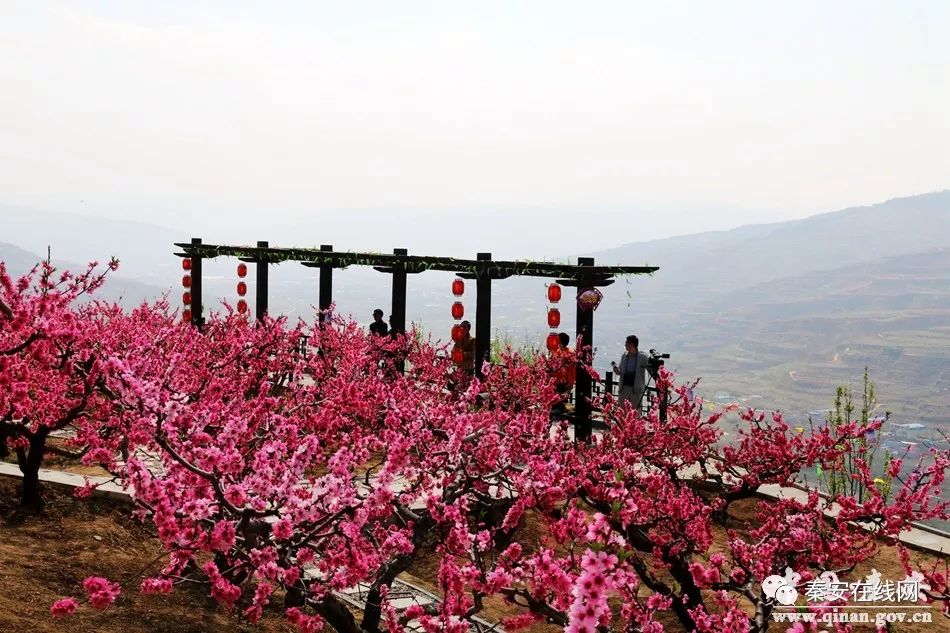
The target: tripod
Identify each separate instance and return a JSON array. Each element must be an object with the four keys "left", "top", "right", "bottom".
[{"left": 640, "top": 370, "right": 669, "bottom": 422}]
